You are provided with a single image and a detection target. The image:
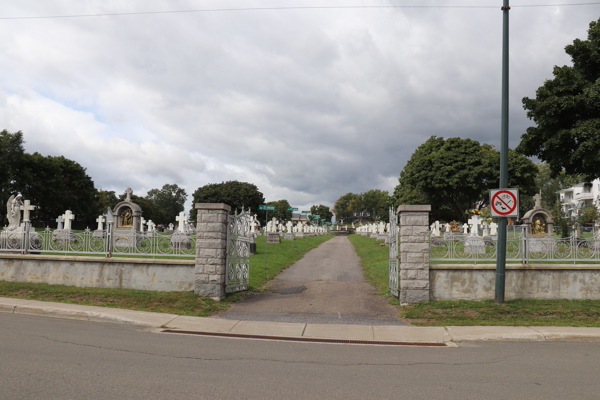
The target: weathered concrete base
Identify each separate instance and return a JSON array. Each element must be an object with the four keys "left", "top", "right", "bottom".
[
  {"left": 284, "top": 233, "right": 294, "bottom": 240},
  {"left": 267, "top": 233, "right": 281, "bottom": 243},
  {"left": 0, "top": 254, "right": 194, "bottom": 291},
  {"left": 431, "top": 264, "right": 600, "bottom": 300},
  {"left": 295, "top": 233, "right": 304, "bottom": 239}
]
